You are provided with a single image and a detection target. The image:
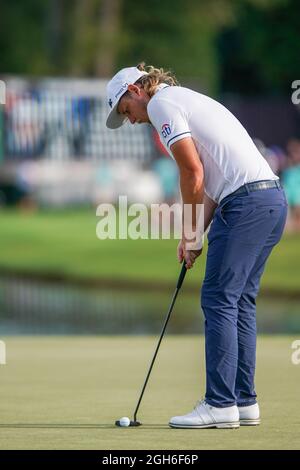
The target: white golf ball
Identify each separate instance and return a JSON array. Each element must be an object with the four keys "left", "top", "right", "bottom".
[{"left": 119, "top": 416, "right": 130, "bottom": 427}]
